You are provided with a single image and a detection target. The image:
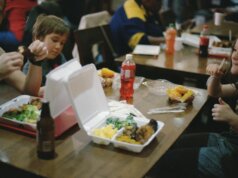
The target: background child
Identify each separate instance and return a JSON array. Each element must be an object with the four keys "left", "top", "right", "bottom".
[
  {"left": 145, "top": 38, "right": 238, "bottom": 178},
  {"left": 23, "top": 14, "right": 70, "bottom": 86}
]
